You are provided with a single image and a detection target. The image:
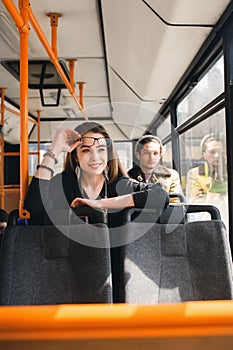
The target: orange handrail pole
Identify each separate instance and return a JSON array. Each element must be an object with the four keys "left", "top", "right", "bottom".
[
  {"left": 67, "top": 59, "right": 77, "bottom": 89},
  {"left": 2, "top": 0, "right": 29, "bottom": 34},
  {"left": 3, "top": 152, "right": 41, "bottom": 156},
  {"left": 77, "top": 82, "right": 86, "bottom": 109},
  {"left": 28, "top": 8, "right": 88, "bottom": 121},
  {"left": 5, "top": 106, "right": 37, "bottom": 124},
  {"left": 0, "top": 88, "right": 5, "bottom": 126},
  {"left": 37, "top": 110, "right": 41, "bottom": 164},
  {"left": 4, "top": 152, "right": 20, "bottom": 156},
  {"left": 18, "top": 0, "right": 30, "bottom": 219},
  {"left": 1, "top": 302, "right": 233, "bottom": 340},
  {"left": 0, "top": 88, "right": 6, "bottom": 209}
]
